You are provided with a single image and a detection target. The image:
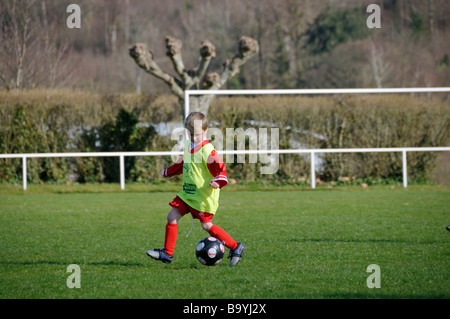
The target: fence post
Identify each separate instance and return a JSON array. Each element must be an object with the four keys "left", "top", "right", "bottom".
[
  {"left": 402, "top": 150, "right": 407, "bottom": 188},
  {"left": 120, "top": 155, "right": 125, "bottom": 190},
  {"left": 311, "top": 151, "right": 316, "bottom": 189},
  {"left": 22, "top": 157, "right": 27, "bottom": 191}
]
